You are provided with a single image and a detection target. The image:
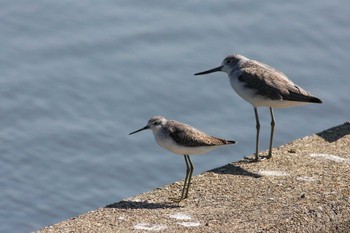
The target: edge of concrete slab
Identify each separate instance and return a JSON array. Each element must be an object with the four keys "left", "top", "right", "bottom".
[{"left": 35, "top": 122, "right": 350, "bottom": 233}]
